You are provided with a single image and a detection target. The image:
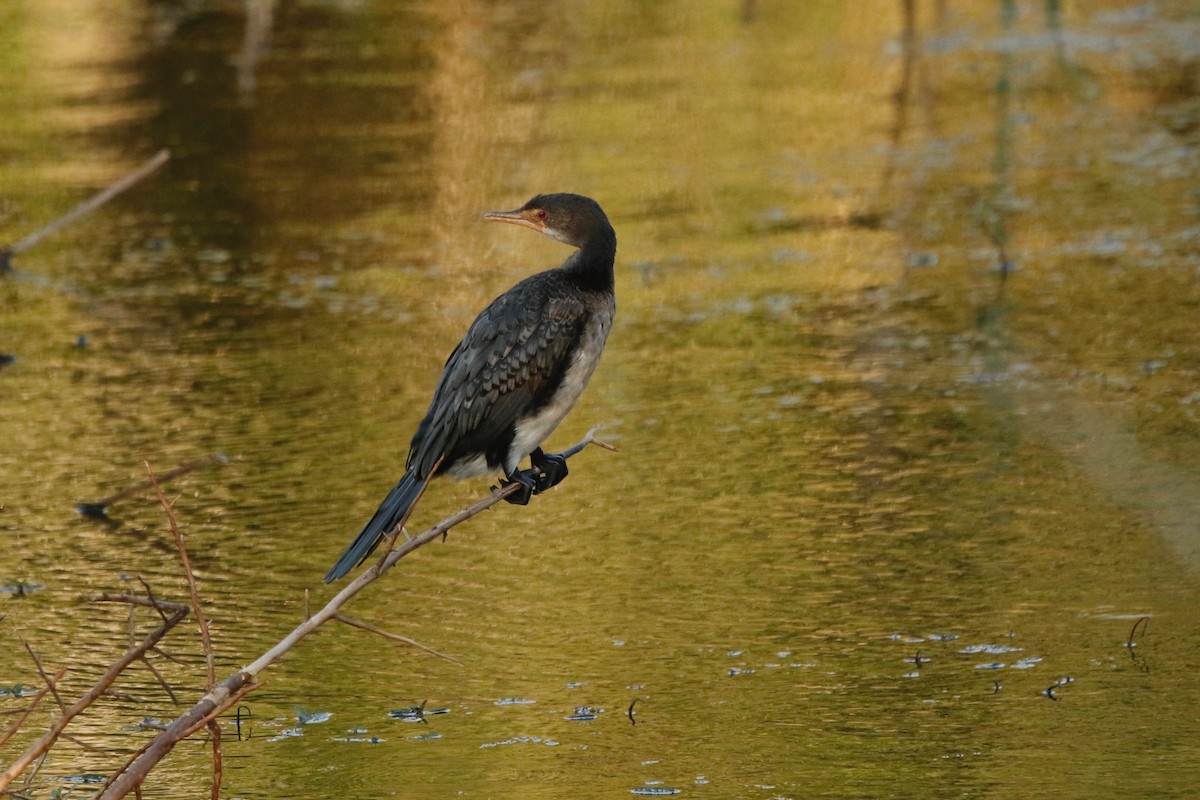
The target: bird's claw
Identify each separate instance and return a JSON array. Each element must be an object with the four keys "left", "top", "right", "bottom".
[
  {"left": 498, "top": 469, "right": 537, "bottom": 505},
  {"left": 530, "top": 448, "right": 568, "bottom": 492},
  {"left": 498, "top": 449, "right": 569, "bottom": 505}
]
